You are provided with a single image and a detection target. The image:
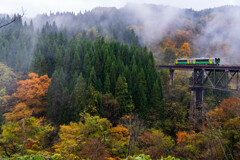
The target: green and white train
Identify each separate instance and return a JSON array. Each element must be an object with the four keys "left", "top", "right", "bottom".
[{"left": 175, "top": 57, "right": 220, "bottom": 65}]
